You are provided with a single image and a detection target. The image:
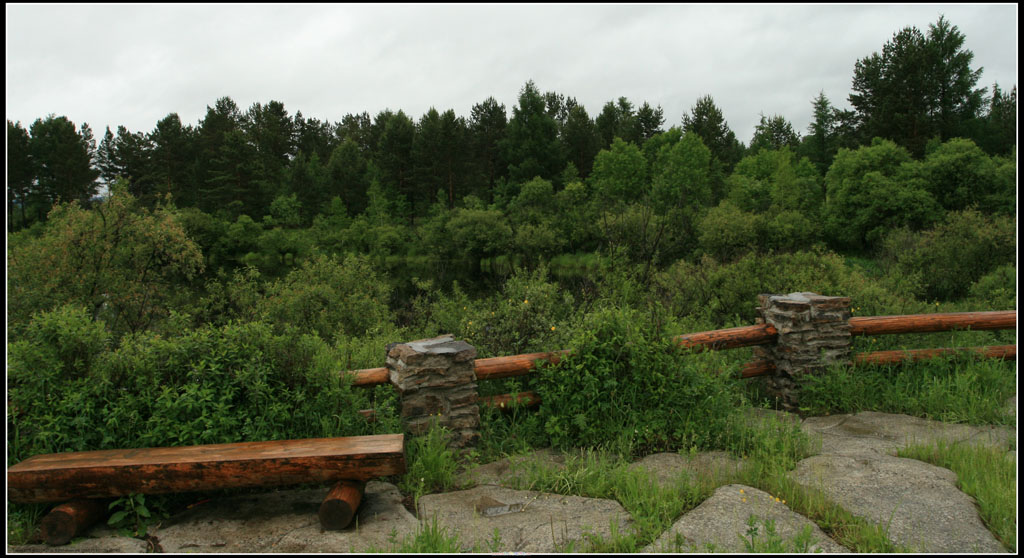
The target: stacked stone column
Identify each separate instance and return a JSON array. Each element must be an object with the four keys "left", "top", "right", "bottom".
[
  {"left": 386, "top": 334, "right": 480, "bottom": 449},
  {"left": 754, "top": 292, "right": 852, "bottom": 411}
]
